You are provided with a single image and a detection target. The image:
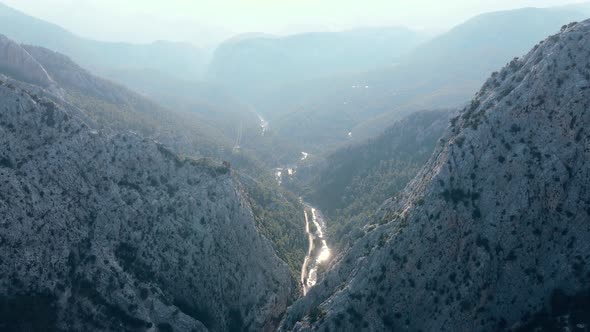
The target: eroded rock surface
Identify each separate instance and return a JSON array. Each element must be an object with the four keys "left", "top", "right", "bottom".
[
  {"left": 281, "top": 20, "right": 590, "bottom": 331},
  {"left": 0, "top": 78, "right": 291, "bottom": 331}
]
